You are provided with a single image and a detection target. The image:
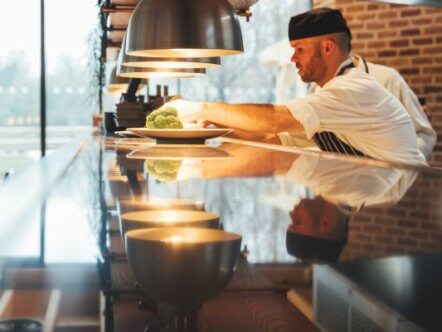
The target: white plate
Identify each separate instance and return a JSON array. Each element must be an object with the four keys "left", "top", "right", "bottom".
[
  {"left": 127, "top": 127, "right": 233, "bottom": 140},
  {"left": 127, "top": 145, "right": 230, "bottom": 160}
]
